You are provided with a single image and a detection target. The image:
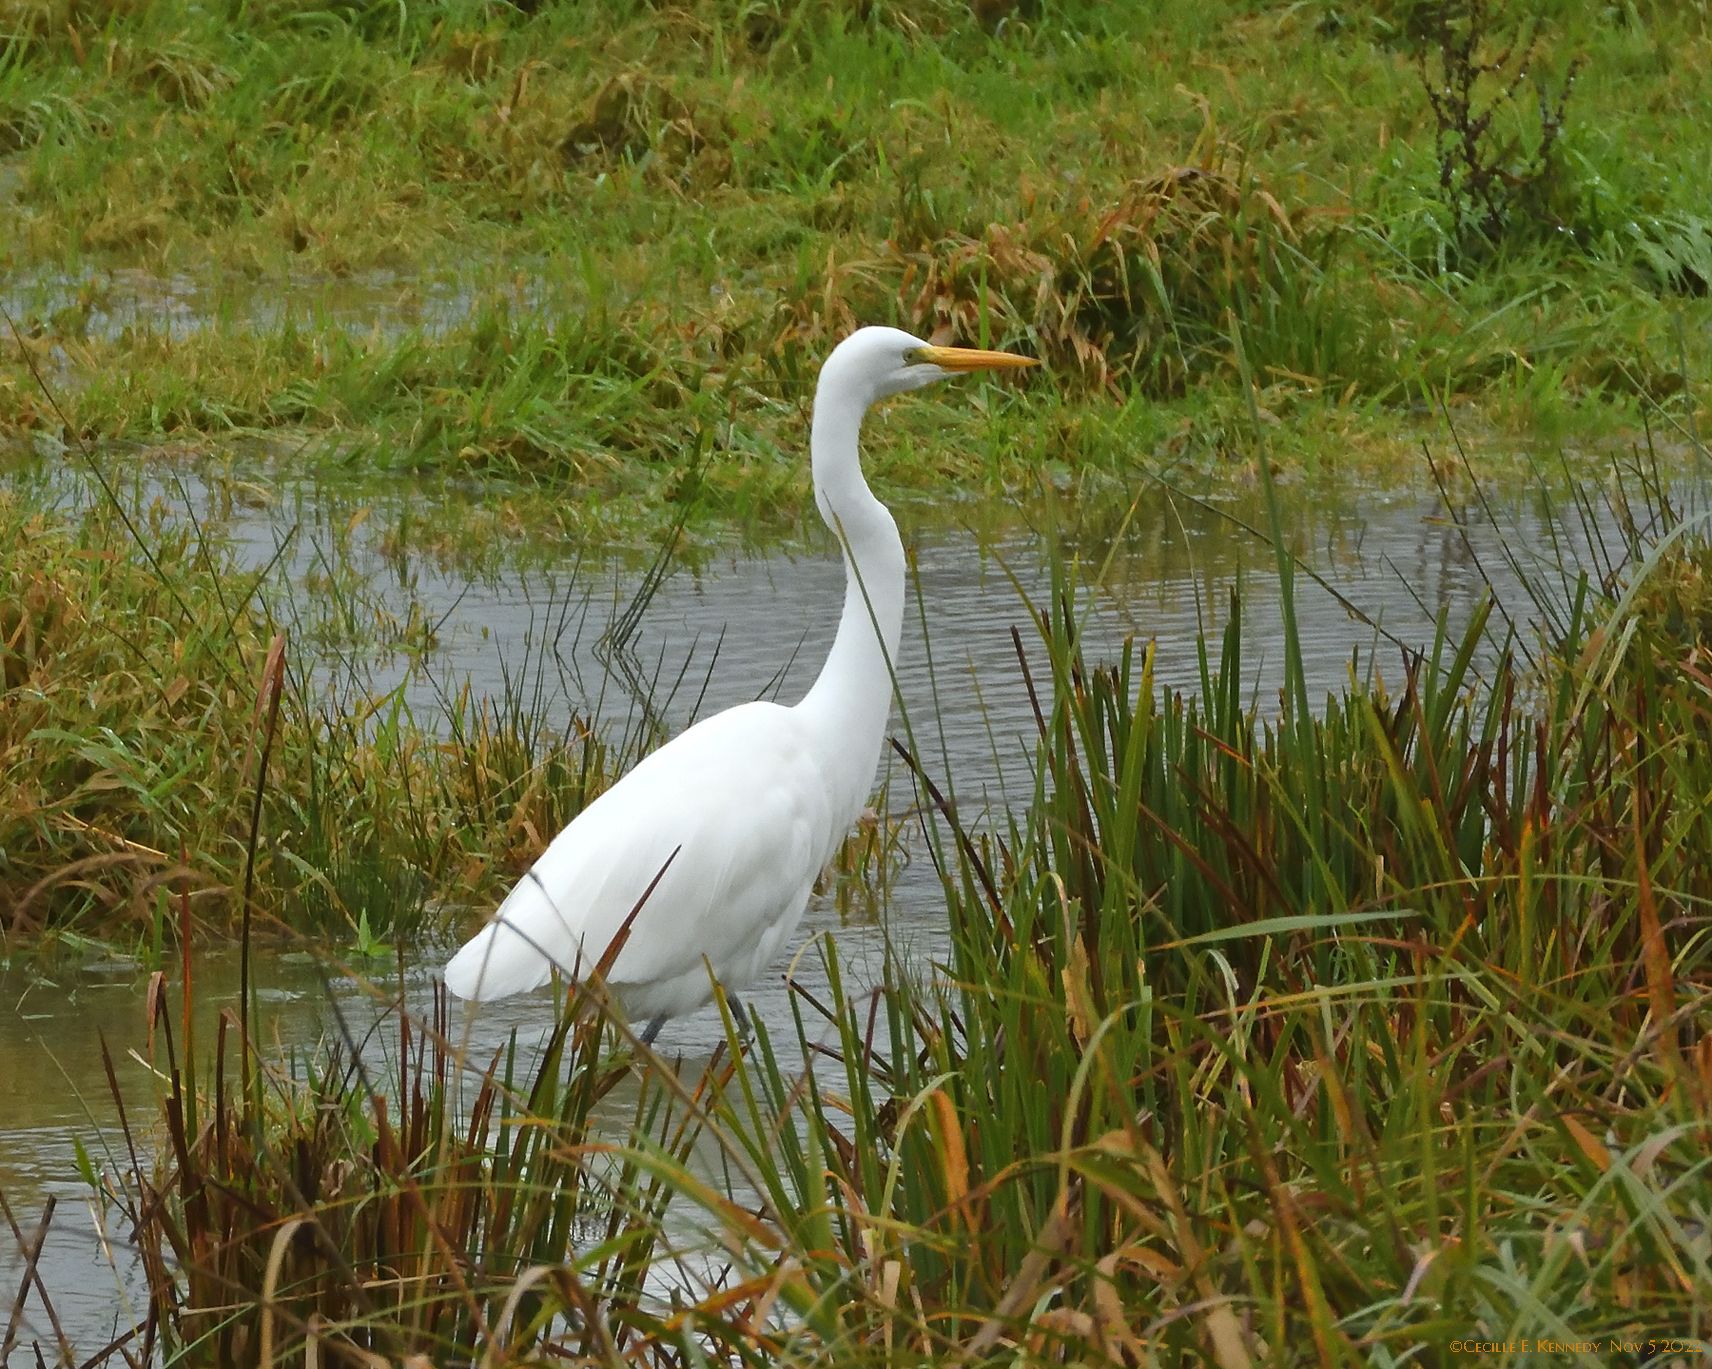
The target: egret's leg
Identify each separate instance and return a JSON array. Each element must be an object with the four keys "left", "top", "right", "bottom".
[
  {"left": 727, "top": 995, "right": 752, "bottom": 1037},
  {"left": 640, "top": 1015, "right": 667, "bottom": 1046}
]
